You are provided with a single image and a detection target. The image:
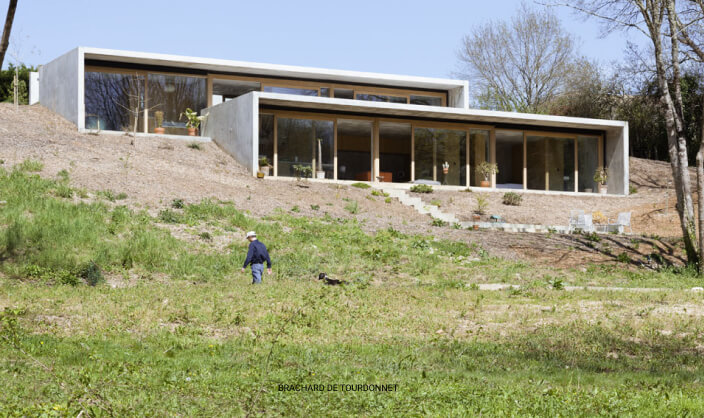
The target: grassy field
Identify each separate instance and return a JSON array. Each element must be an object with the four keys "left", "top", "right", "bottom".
[{"left": 1, "top": 162, "right": 704, "bottom": 416}]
